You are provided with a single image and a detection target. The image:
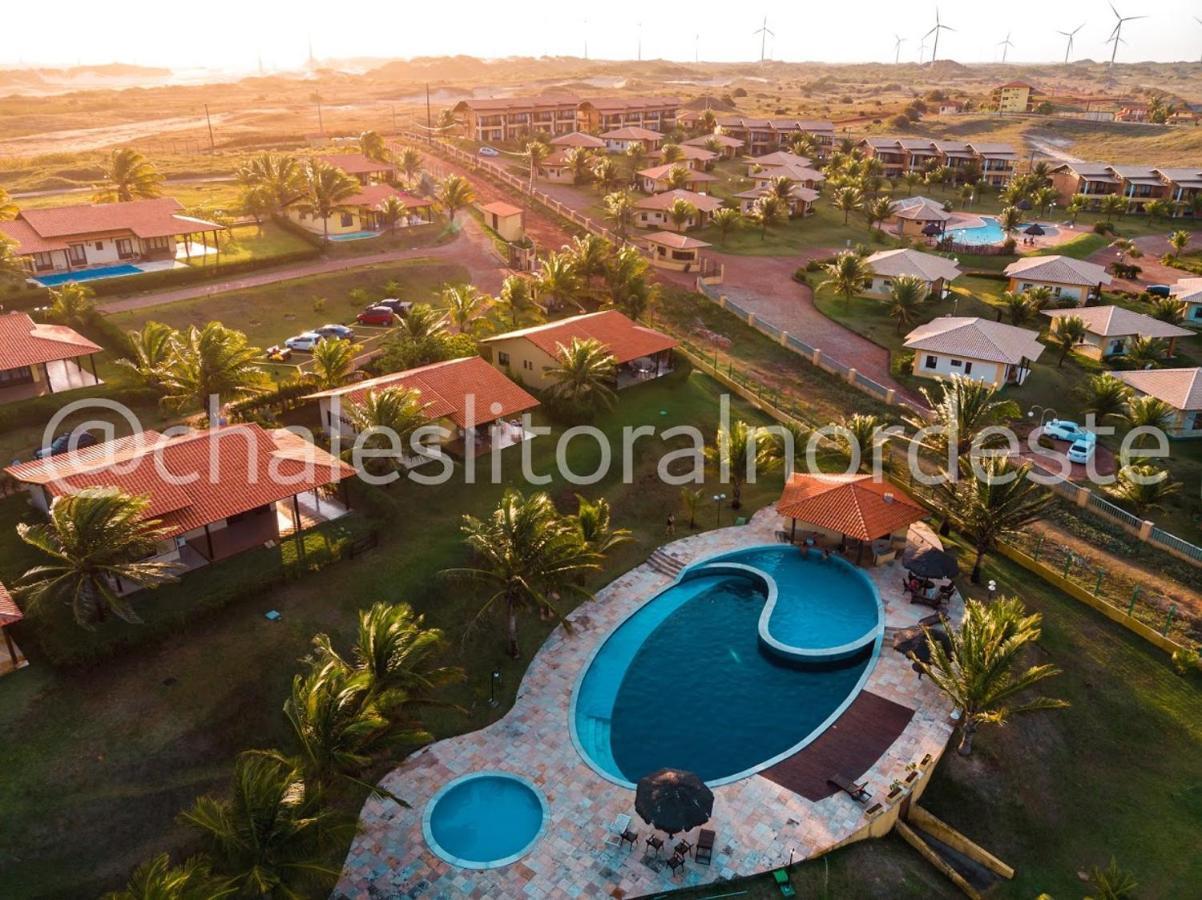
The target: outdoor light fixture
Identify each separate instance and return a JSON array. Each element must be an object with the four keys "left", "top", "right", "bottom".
[
  {"left": 713, "top": 493, "right": 727, "bottom": 526},
  {"left": 988, "top": 579, "right": 997, "bottom": 601},
  {"left": 489, "top": 670, "right": 501, "bottom": 707}
]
